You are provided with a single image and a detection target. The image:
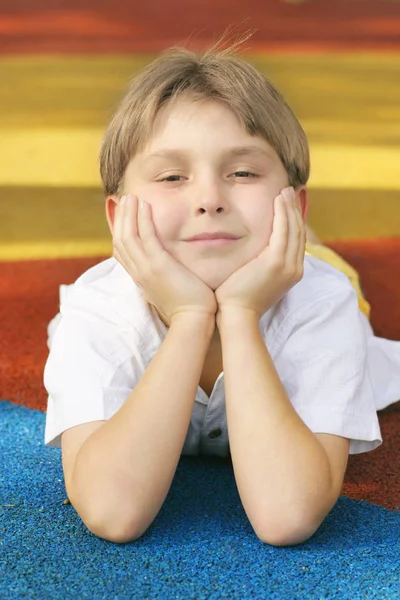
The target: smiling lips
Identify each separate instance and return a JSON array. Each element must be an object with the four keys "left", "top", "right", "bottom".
[
  {"left": 185, "top": 232, "right": 240, "bottom": 241},
  {"left": 184, "top": 232, "right": 240, "bottom": 247}
]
